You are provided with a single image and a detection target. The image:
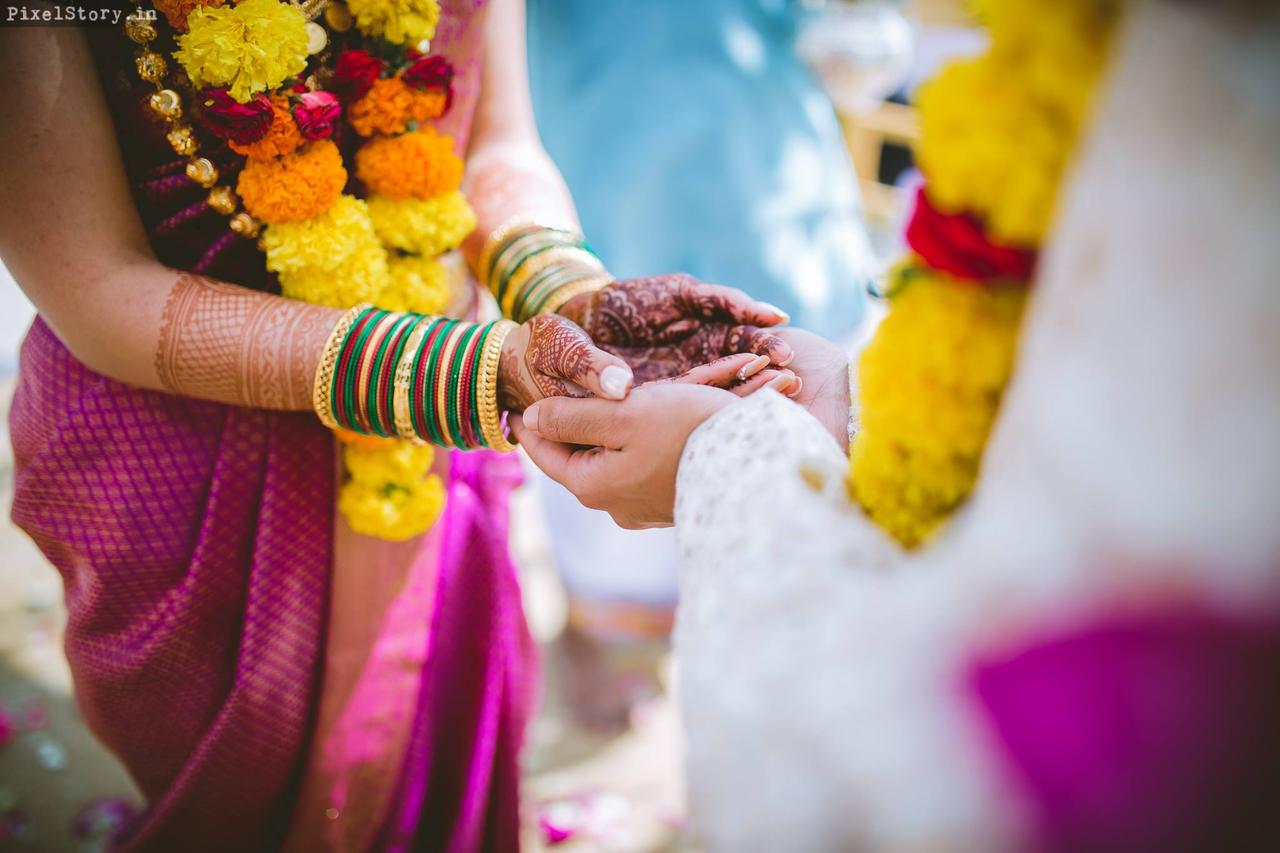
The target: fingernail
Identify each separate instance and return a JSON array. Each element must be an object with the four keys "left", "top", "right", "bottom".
[
  {"left": 736, "top": 354, "right": 771, "bottom": 381},
  {"left": 600, "top": 365, "right": 632, "bottom": 400},
  {"left": 758, "top": 302, "right": 790, "bottom": 323},
  {"left": 787, "top": 377, "right": 804, "bottom": 397},
  {"left": 523, "top": 404, "right": 540, "bottom": 433},
  {"left": 777, "top": 350, "right": 795, "bottom": 368},
  {"left": 766, "top": 375, "right": 791, "bottom": 393}
]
